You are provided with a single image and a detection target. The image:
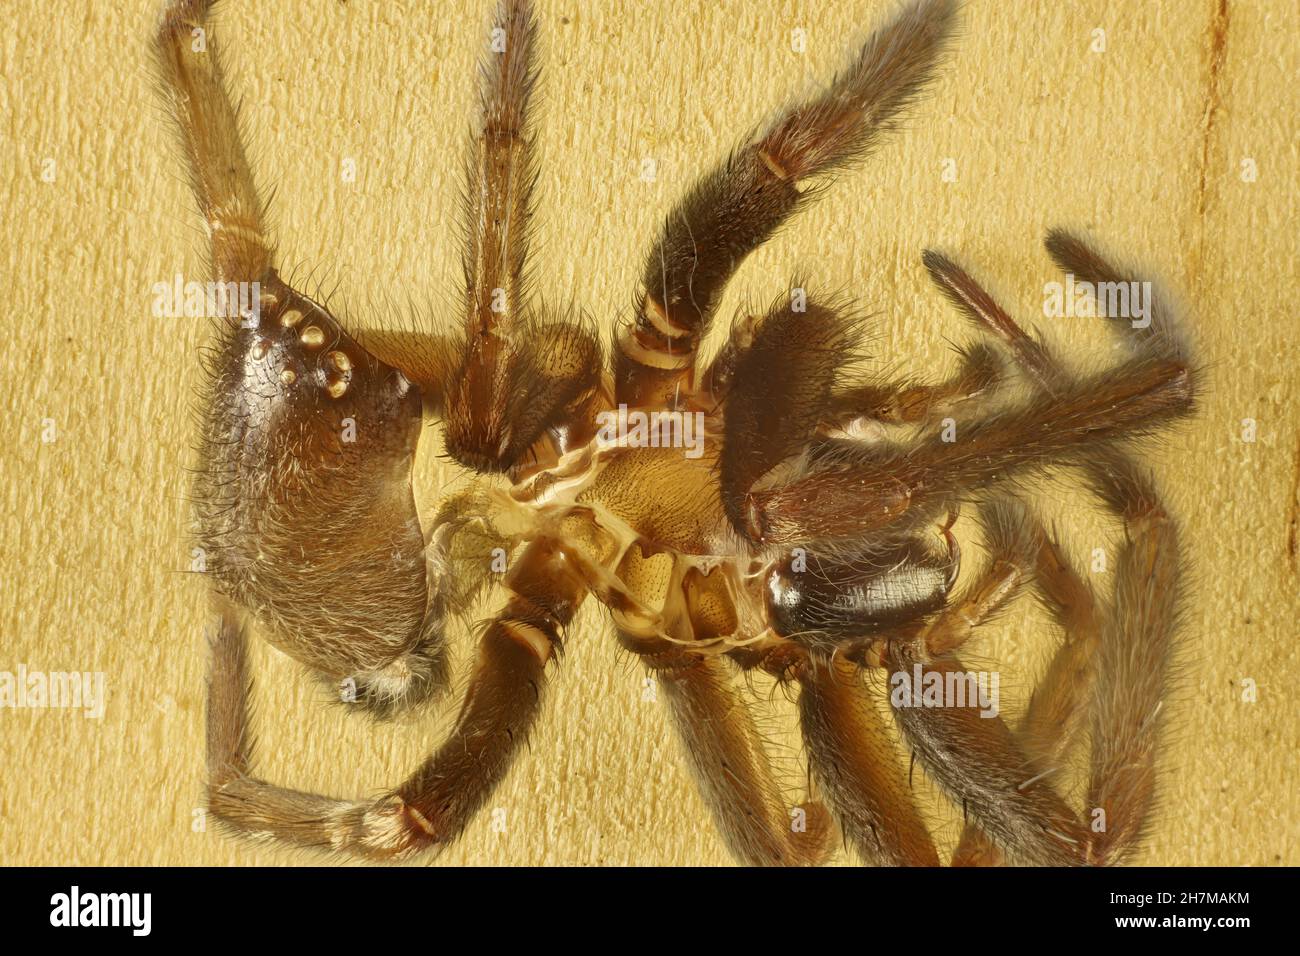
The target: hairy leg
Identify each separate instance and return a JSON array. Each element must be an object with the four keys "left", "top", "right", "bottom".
[
  {"left": 154, "top": 0, "right": 270, "bottom": 283},
  {"left": 927, "top": 233, "right": 1188, "bottom": 864},
  {"left": 761, "top": 498, "right": 1093, "bottom": 867},
  {"left": 887, "top": 644, "right": 1088, "bottom": 866},
  {"left": 443, "top": 0, "right": 599, "bottom": 471},
  {"left": 826, "top": 499, "right": 1090, "bottom": 865},
  {"left": 1082, "top": 453, "right": 1182, "bottom": 864},
  {"left": 827, "top": 342, "right": 1004, "bottom": 430},
  {"left": 613, "top": 550, "right": 830, "bottom": 866},
  {"left": 1042, "top": 233, "right": 1186, "bottom": 863},
  {"left": 720, "top": 295, "right": 862, "bottom": 535},
  {"left": 749, "top": 356, "right": 1193, "bottom": 545},
  {"left": 617, "top": 0, "right": 959, "bottom": 407},
  {"left": 797, "top": 655, "right": 940, "bottom": 866},
  {"left": 764, "top": 499, "right": 1043, "bottom": 865},
  {"left": 943, "top": 466, "right": 1180, "bottom": 868},
  {"left": 205, "top": 538, "right": 584, "bottom": 859},
  {"left": 951, "top": 531, "right": 1101, "bottom": 866},
  {"left": 745, "top": 235, "right": 1198, "bottom": 546},
  {"left": 628, "top": 635, "right": 833, "bottom": 867}
]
